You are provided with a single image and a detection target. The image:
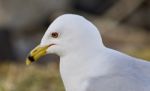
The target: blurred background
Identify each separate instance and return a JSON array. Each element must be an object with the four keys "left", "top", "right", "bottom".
[{"left": 0, "top": 0, "right": 150, "bottom": 91}]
